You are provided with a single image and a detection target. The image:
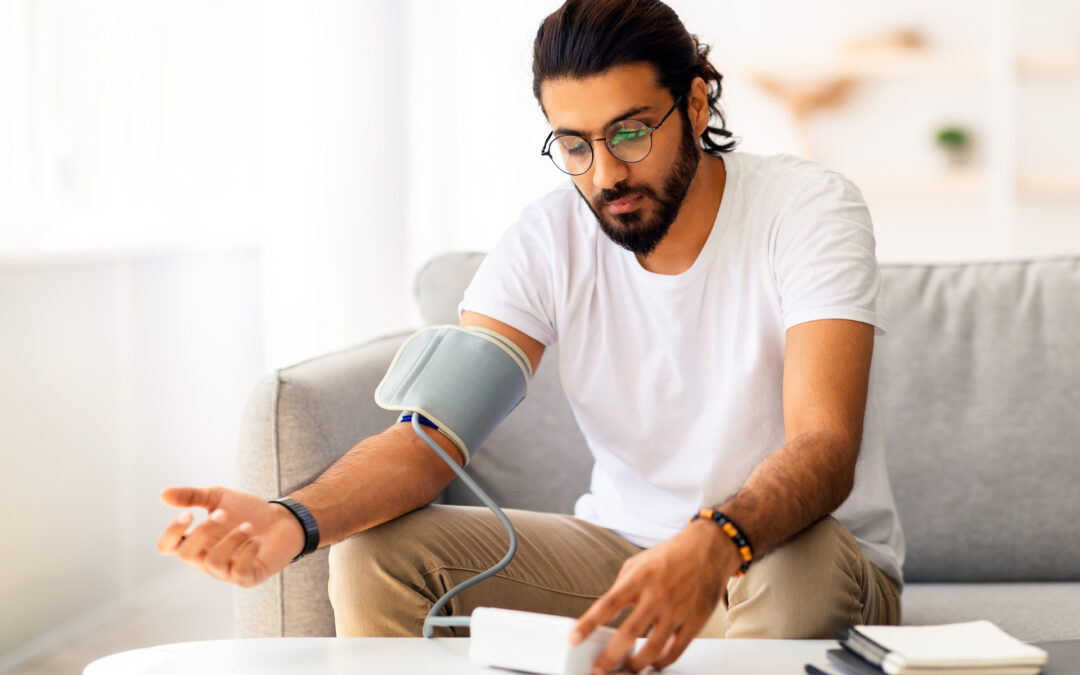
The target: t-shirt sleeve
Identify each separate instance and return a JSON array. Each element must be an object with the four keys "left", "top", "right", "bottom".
[
  {"left": 772, "top": 173, "right": 888, "bottom": 334},
  {"left": 458, "top": 206, "right": 559, "bottom": 346}
]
